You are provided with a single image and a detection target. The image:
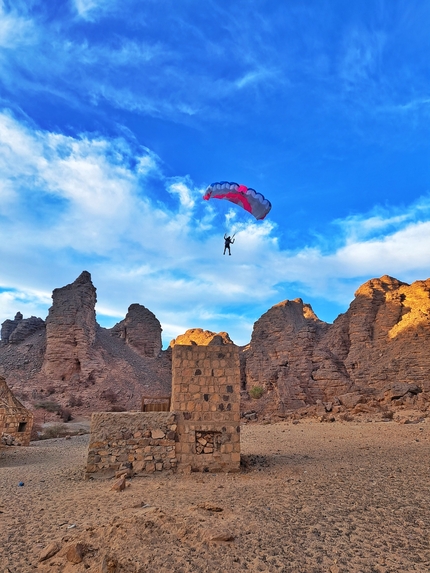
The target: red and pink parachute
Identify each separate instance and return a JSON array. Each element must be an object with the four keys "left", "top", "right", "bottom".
[{"left": 203, "top": 181, "right": 272, "bottom": 220}]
